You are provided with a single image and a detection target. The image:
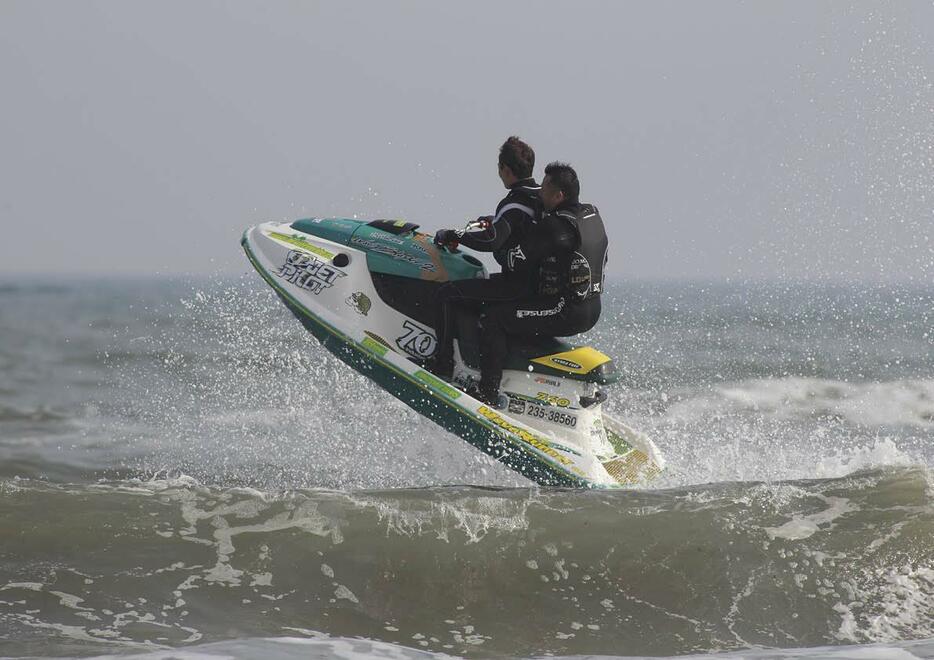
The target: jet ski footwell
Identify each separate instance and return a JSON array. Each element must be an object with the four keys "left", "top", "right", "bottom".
[{"left": 242, "top": 220, "right": 664, "bottom": 488}]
